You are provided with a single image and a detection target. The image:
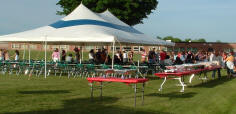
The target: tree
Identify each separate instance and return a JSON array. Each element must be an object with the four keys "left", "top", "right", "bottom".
[
  {"left": 163, "top": 36, "right": 182, "bottom": 42},
  {"left": 216, "top": 40, "right": 221, "bottom": 43},
  {"left": 184, "top": 38, "right": 192, "bottom": 42},
  {"left": 56, "top": 0, "right": 158, "bottom": 26},
  {"left": 156, "top": 36, "right": 162, "bottom": 40}
]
